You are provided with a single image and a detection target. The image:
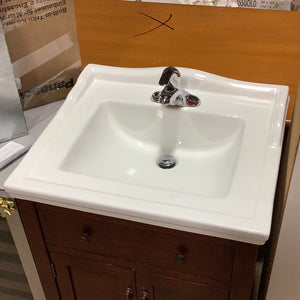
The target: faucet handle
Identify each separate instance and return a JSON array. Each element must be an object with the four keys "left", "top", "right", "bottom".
[
  {"left": 151, "top": 67, "right": 200, "bottom": 107},
  {"left": 159, "top": 67, "right": 181, "bottom": 85}
]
